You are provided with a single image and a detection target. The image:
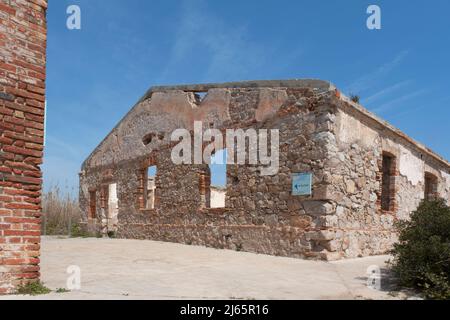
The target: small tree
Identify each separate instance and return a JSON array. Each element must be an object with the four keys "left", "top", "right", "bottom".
[{"left": 390, "top": 199, "right": 450, "bottom": 299}]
